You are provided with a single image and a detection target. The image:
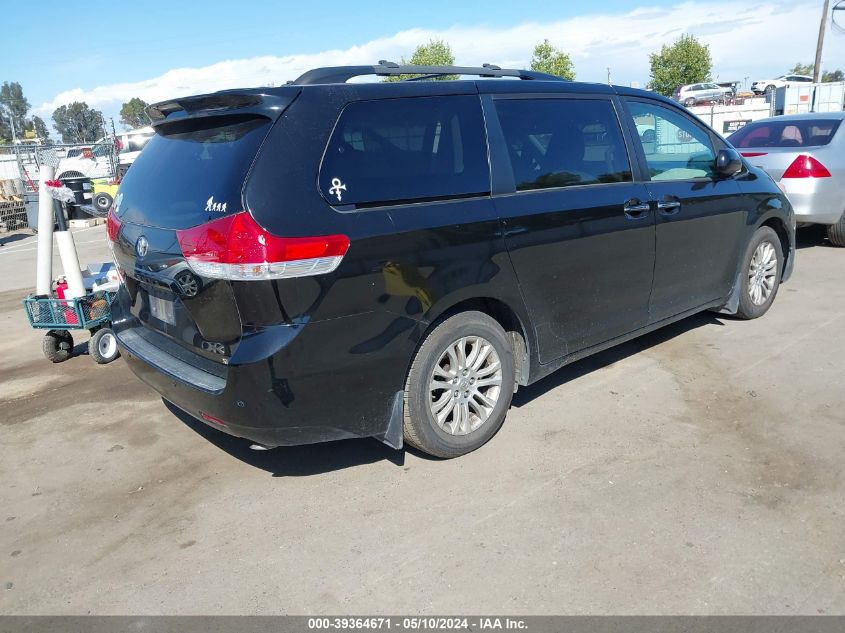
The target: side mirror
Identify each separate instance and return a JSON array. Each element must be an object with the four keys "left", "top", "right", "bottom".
[{"left": 715, "top": 148, "right": 742, "bottom": 178}]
